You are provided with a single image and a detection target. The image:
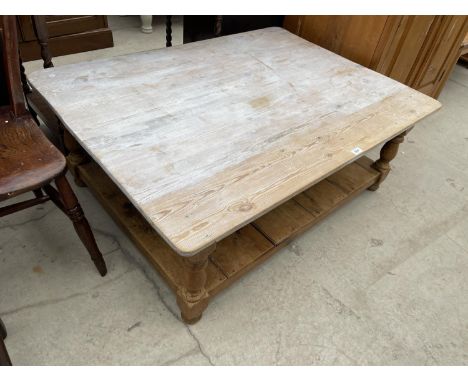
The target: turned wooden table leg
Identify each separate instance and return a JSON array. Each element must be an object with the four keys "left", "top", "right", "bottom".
[
  {"left": 368, "top": 129, "right": 410, "bottom": 191},
  {"left": 176, "top": 244, "right": 215, "bottom": 324},
  {"left": 63, "top": 129, "right": 88, "bottom": 187}
]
